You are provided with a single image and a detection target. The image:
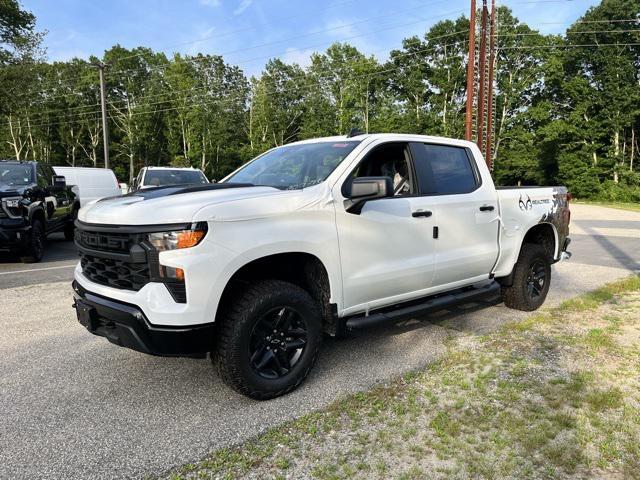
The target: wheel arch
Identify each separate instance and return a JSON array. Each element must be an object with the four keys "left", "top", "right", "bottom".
[
  {"left": 215, "top": 252, "right": 339, "bottom": 335},
  {"left": 28, "top": 205, "right": 46, "bottom": 225},
  {"left": 496, "top": 222, "right": 557, "bottom": 287},
  {"left": 522, "top": 222, "right": 558, "bottom": 262}
]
